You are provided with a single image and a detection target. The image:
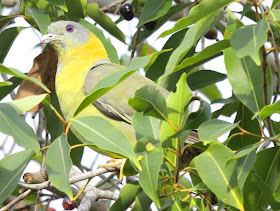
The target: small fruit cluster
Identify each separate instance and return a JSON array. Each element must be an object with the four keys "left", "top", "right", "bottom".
[{"left": 120, "top": 3, "right": 157, "bottom": 31}]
